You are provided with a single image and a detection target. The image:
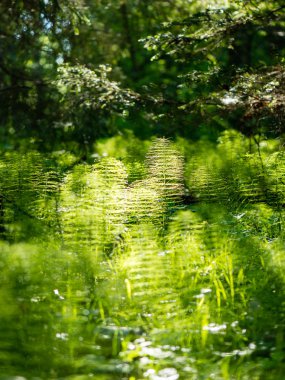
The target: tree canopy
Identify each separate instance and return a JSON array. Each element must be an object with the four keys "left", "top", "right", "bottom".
[{"left": 1, "top": 0, "right": 285, "bottom": 152}]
